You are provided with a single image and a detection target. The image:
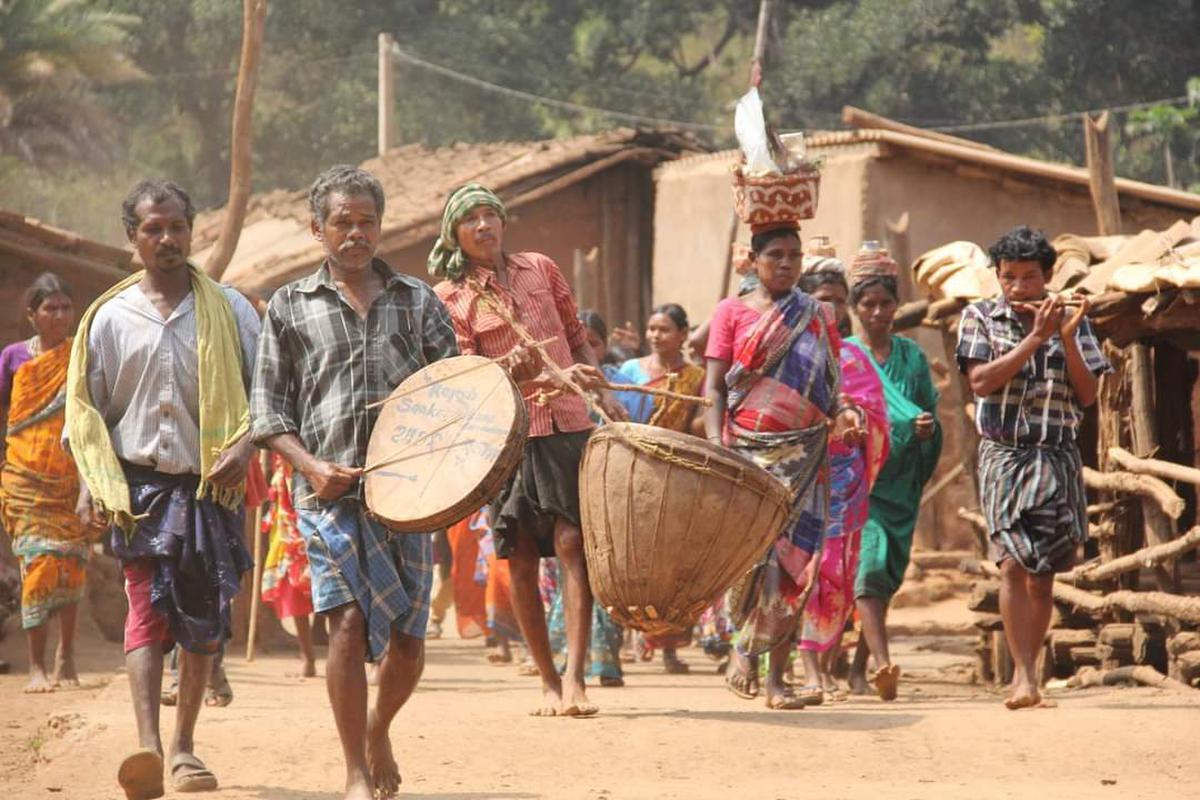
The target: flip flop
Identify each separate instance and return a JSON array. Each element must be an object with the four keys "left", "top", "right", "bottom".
[
  {"left": 170, "top": 753, "right": 218, "bottom": 793},
  {"left": 1004, "top": 691, "right": 1042, "bottom": 710},
  {"left": 872, "top": 664, "right": 901, "bottom": 702},
  {"left": 118, "top": 749, "right": 164, "bottom": 800},
  {"left": 795, "top": 684, "right": 825, "bottom": 707},
  {"left": 204, "top": 671, "right": 233, "bottom": 708},
  {"left": 560, "top": 702, "right": 599, "bottom": 718}
]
